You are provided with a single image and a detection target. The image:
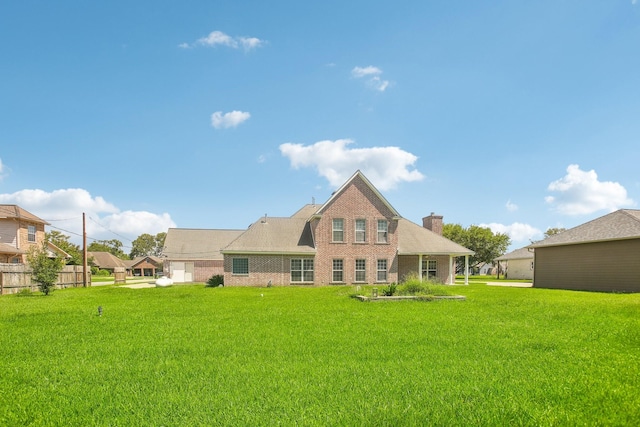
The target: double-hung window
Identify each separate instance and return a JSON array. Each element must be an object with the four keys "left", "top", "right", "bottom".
[
  {"left": 377, "top": 259, "right": 388, "bottom": 282},
  {"left": 332, "top": 259, "right": 344, "bottom": 282},
  {"left": 28, "top": 225, "right": 36, "bottom": 243},
  {"left": 355, "top": 259, "right": 366, "bottom": 282},
  {"left": 332, "top": 218, "right": 344, "bottom": 242},
  {"left": 422, "top": 259, "right": 437, "bottom": 279},
  {"left": 291, "top": 259, "right": 314, "bottom": 282},
  {"left": 232, "top": 258, "right": 249, "bottom": 275},
  {"left": 377, "top": 220, "right": 388, "bottom": 243},
  {"left": 355, "top": 219, "right": 366, "bottom": 243}
]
